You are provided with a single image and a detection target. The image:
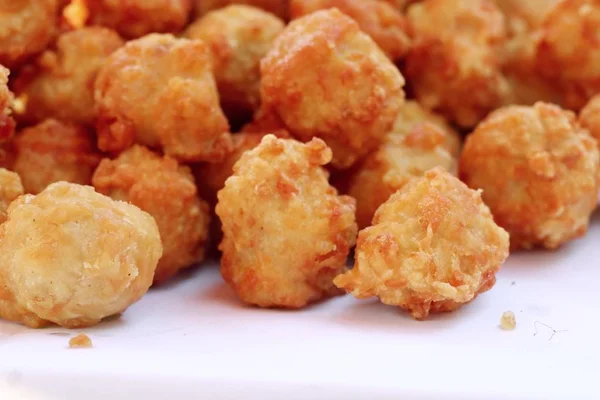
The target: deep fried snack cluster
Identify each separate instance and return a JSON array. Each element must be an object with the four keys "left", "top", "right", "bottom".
[
  {"left": 0, "top": 182, "right": 162, "bottom": 328},
  {"left": 0, "top": 168, "right": 23, "bottom": 224},
  {"left": 216, "top": 135, "right": 357, "bottom": 308},
  {"left": 460, "top": 102, "right": 600, "bottom": 249},
  {"left": 93, "top": 145, "right": 210, "bottom": 284},
  {"left": 580, "top": 94, "right": 600, "bottom": 145},
  {"left": 335, "top": 168, "right": 510, "bottom": 320},
  {"left": 260, "top": 8, "right": 406, "bottom": 169},
  {"left": 194, "top": 0, "right": 289, "bottom": 19},
  {"left": 0, "top": 66, "right": 14, "bottom": 142}
]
